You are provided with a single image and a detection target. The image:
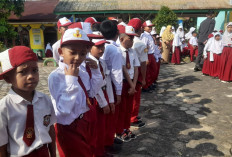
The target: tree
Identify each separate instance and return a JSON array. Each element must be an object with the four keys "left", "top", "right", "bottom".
[
  {"left": 0, "top": 0, "right": 25, "bottom": 46},
  {"left": 153, "top": 6, "right": 178, "bottom": 33}
]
